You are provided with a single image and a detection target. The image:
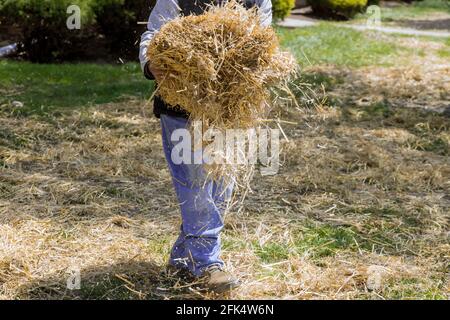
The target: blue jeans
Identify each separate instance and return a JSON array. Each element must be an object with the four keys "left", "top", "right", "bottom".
[{"left": 160, "top": 114, "right": 234, "bottom": 276}]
